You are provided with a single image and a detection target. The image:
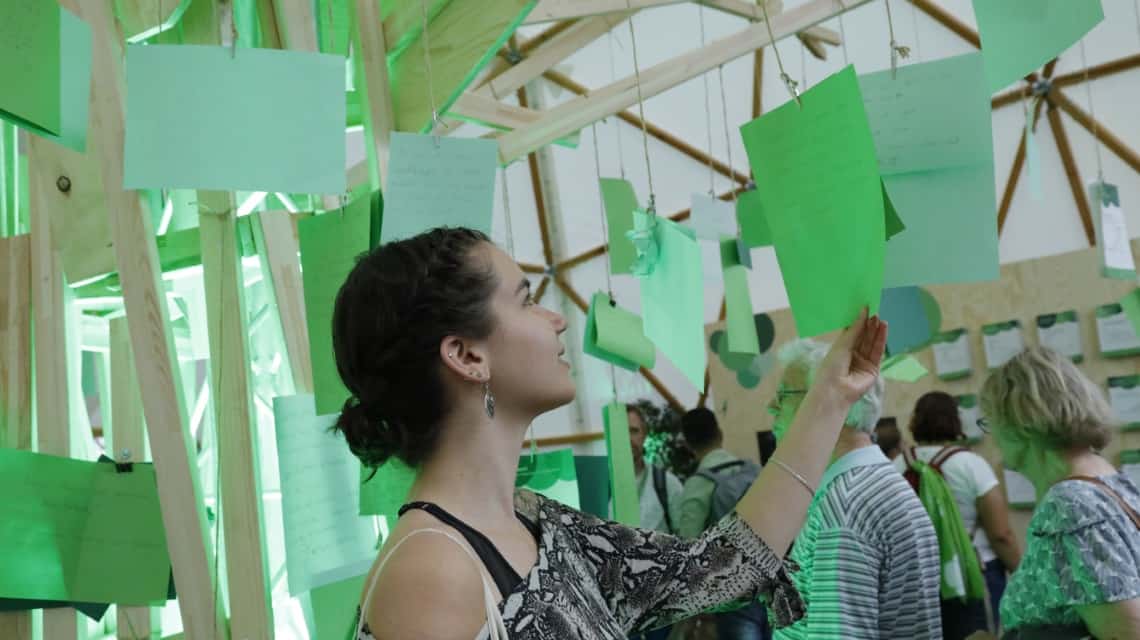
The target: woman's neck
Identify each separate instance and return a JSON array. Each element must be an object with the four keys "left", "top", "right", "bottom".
[{"left": 1029, "top": 447, "right": 1117, "bottom": 498}]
